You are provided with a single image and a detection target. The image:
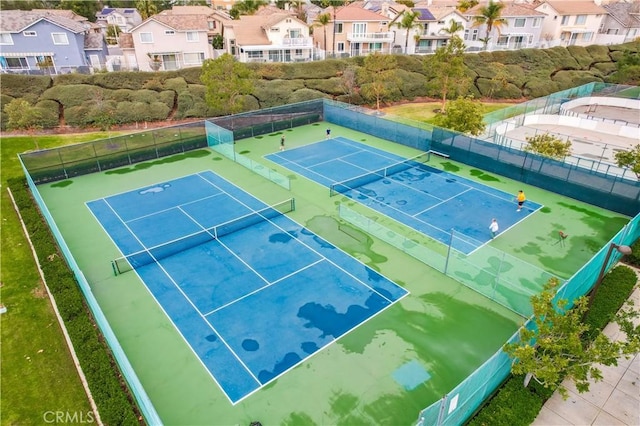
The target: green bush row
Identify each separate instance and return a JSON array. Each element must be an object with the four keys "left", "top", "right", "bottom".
[
  {"left": 7, "top": 177, "right": 139, "bottom": 425},
  {"left": 468, "top": 263, "right": 638, "bottom": 426}
]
